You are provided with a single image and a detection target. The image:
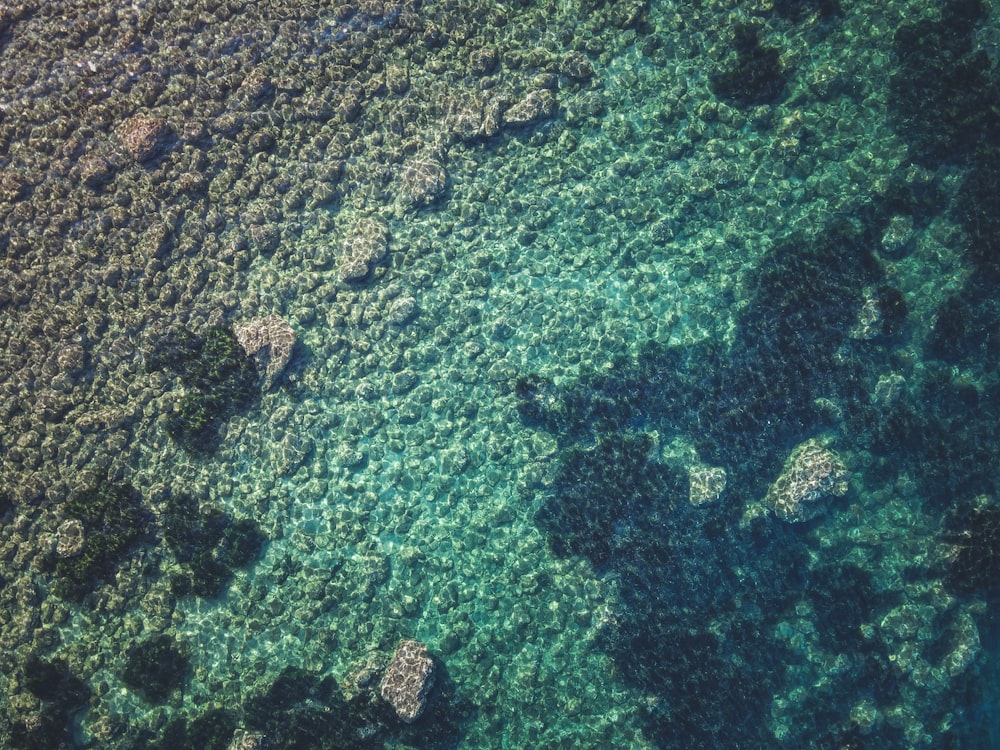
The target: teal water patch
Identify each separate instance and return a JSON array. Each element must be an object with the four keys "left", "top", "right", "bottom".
[{"left": 3, "top": 0, "right": 1000, "bottom": 746}]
